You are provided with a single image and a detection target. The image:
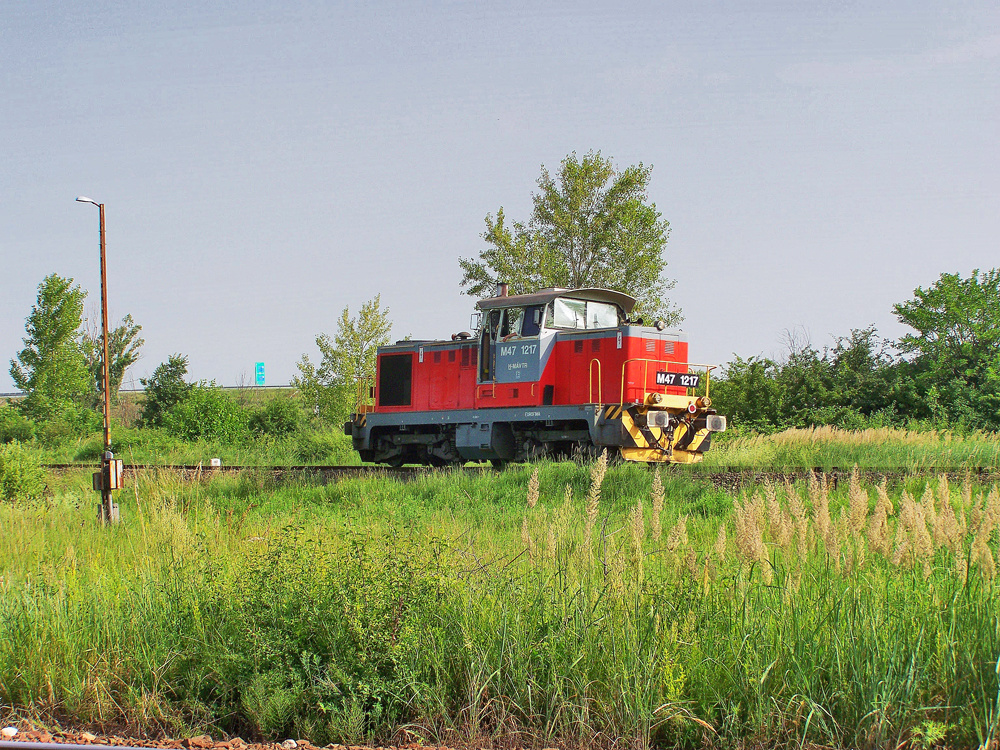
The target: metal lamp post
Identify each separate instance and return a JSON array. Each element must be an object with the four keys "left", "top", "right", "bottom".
[{"left": 77, "top": 196, "right": 121, "bottom": 524}]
